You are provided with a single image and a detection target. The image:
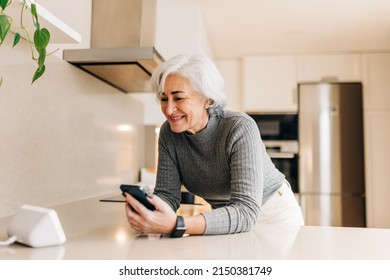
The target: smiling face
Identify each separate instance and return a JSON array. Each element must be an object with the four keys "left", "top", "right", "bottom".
[{"left": 159, "top": 74, "right": 210, "bottom": 134}]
